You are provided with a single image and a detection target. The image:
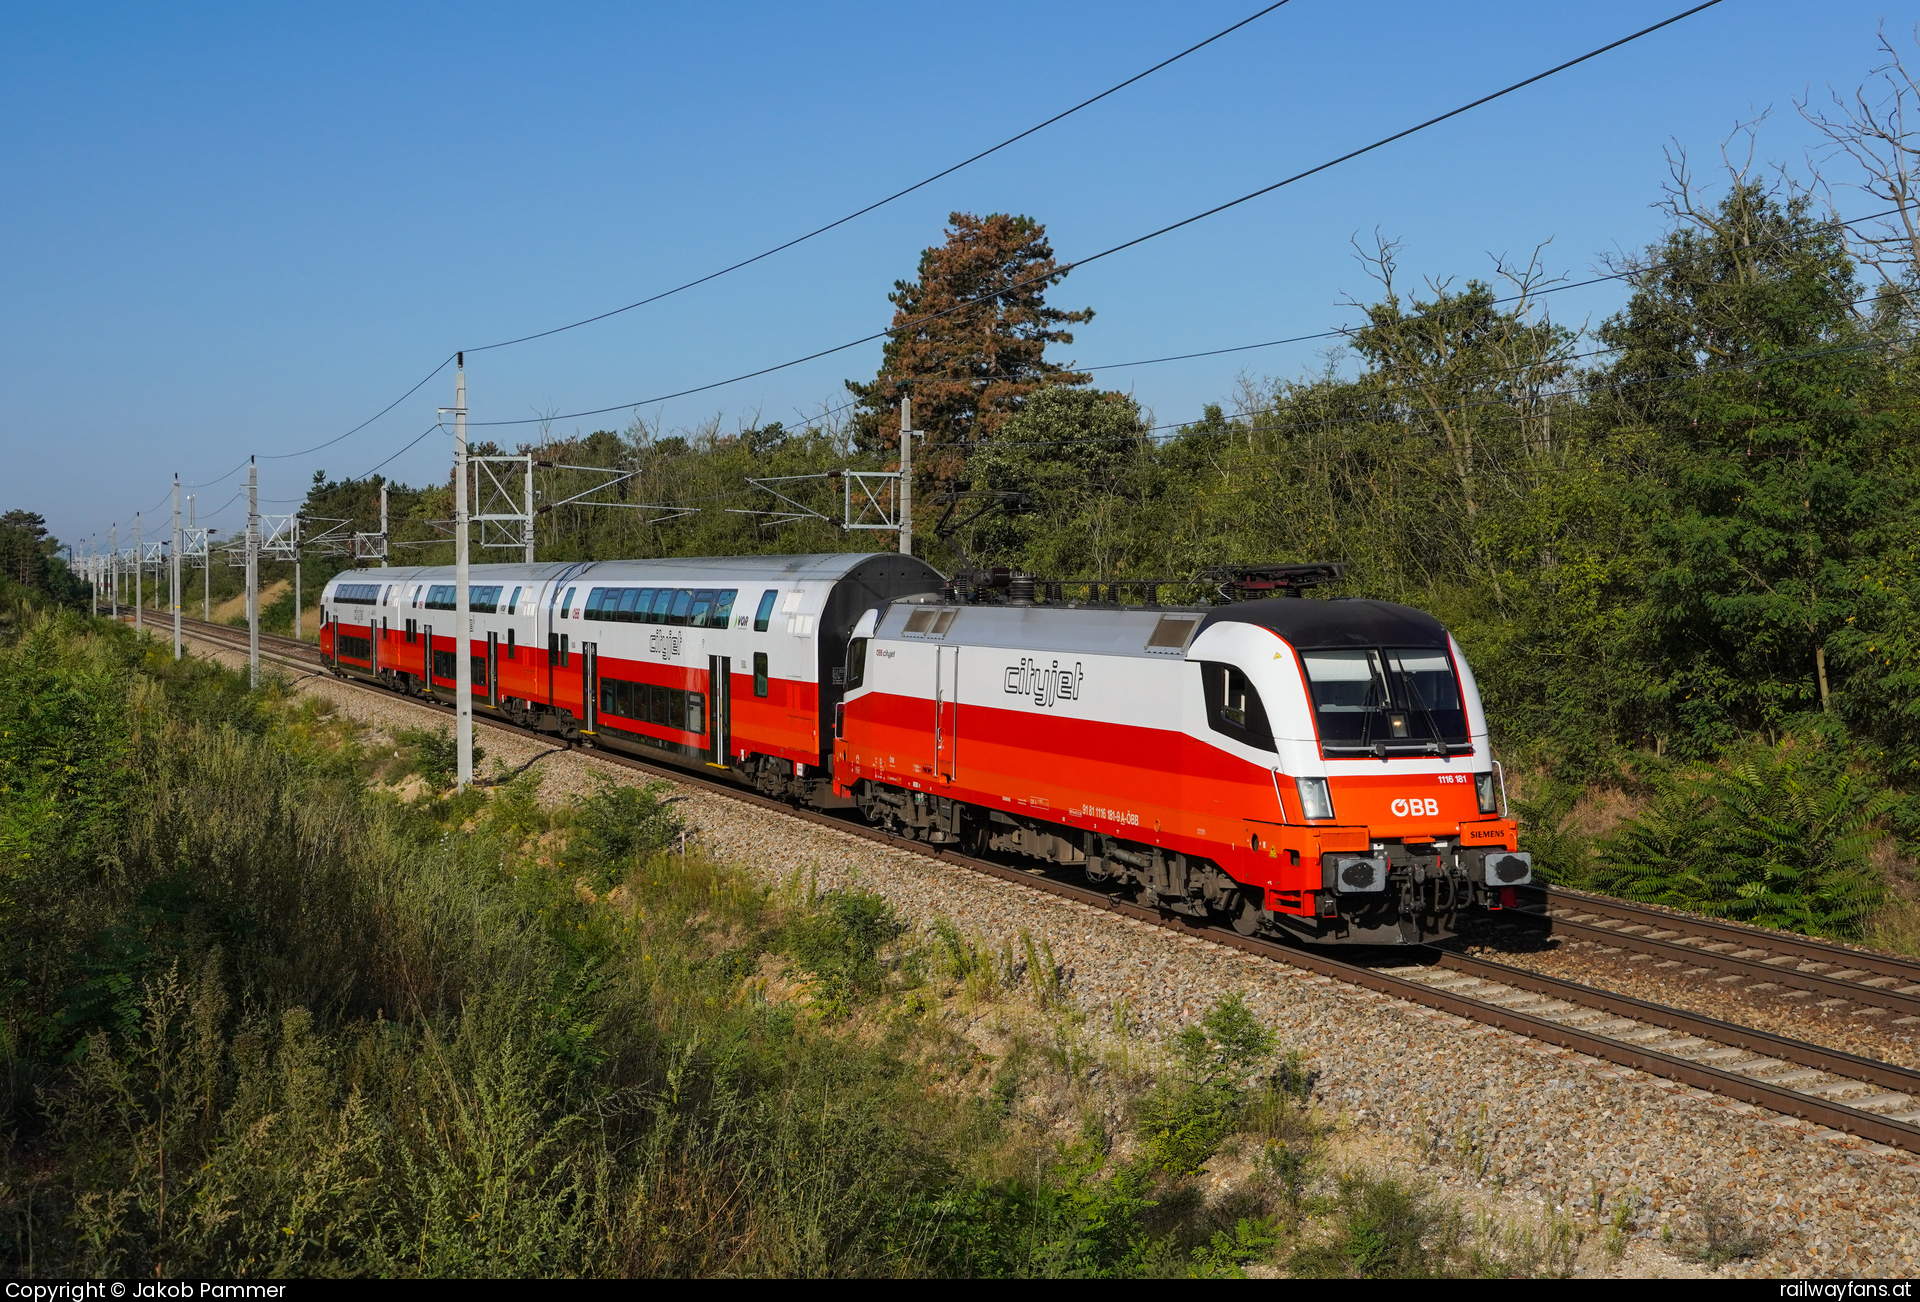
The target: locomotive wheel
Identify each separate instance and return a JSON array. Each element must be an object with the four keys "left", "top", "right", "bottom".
[{"left": 1231, "top": 893, "right": 1263, "bottom": 937}]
